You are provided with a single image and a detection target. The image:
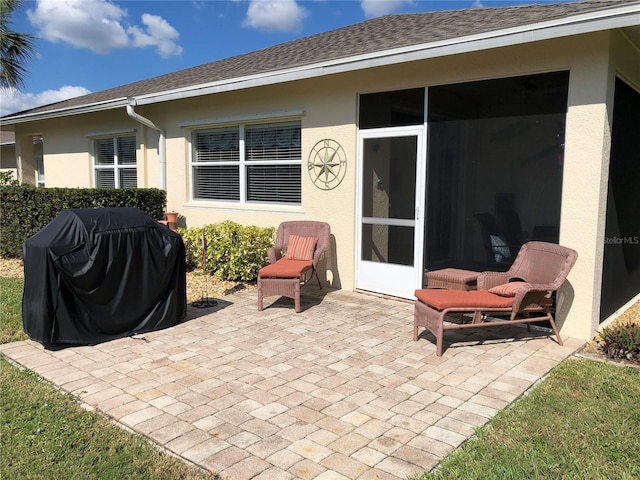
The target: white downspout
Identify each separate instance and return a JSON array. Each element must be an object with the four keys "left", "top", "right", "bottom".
[{"left": 126, "top": 98, "right": 166, "bottom": 190}]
